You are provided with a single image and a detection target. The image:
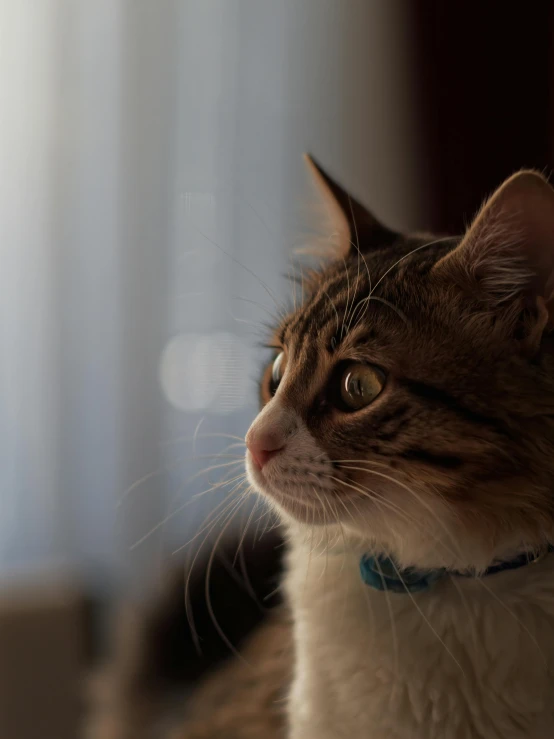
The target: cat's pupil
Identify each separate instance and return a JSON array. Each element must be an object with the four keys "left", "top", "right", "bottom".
[{"left": 348, "top": 375, "right": 362, "bottom": 396}]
